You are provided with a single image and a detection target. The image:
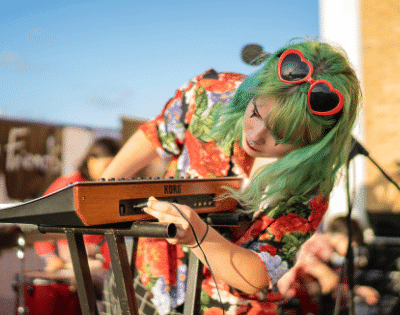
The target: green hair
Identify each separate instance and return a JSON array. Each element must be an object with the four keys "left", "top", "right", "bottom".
[{"left": 210, "top": 39, "right": 362, "bottom": 211}]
